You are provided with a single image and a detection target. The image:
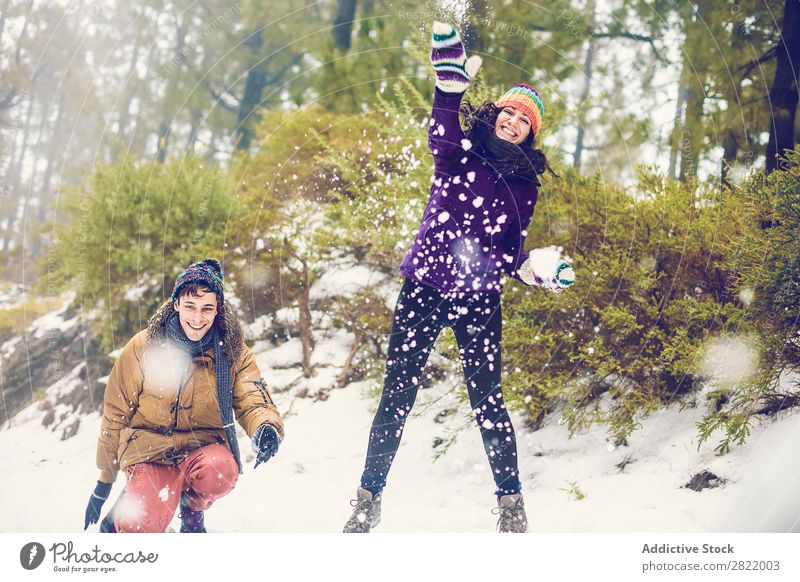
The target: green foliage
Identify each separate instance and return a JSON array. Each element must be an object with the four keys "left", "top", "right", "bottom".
[
  {"left": 313, "top": 0, "right": 432, "bottom": 113},
  {"left": 231, "top": 106, "right": 373, "bottom": 318},
  {"left": 501, "top": 165, "right": 753, "bottom": 442},
  {"left": 238, "top": 80, "right": 797, "bottom": 452},
  {"left": 324, "top": 285, "right": 394, "bottom": 383},
  {"left": 727, "top": 148, "right": 800, "bottom": 368},
  {"left": 559, "top": 480, "right": 587, "bottom": 501},
  {"left": 316, "top": 79, "right": 441, "bottom": 271},
  {"left": 0, "top": 297, "right": 62, "bottom": 340},
  {"left": 48, "top": 156, "right": 239, "bottom": 350},
  {"left": 695, "top": 148, "right": 800, "bottom": 453}
]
